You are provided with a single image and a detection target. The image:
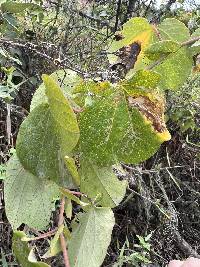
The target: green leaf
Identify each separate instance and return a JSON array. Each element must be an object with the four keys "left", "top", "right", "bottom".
[
  {"left": 65, "top": 198, "right": 73, "bottom": 219},
  {"left": 68, "top": 207, "right": 114, "bottom": 267},
  {"left": 43, "top": 74, "right": 80, "bottom": 155},
  {"left": 121, "top": 70, "right": 161, "bottom": 95},
  {"left": 79, "top": 88, "right": 170, "bottom": 165},
  {"left": 64, "top": 156, "right": 80, "bottom": 186},
  {"left": 1, "top": 2, "right": 42, "bottom": 13},
  {"left": 60, "top": 188, "right": 89, "bottom": 207},
  {"left": 30, "top": 69, "right": 82, "bottom": 112},
  {"left": 17, "top": 76, "right": 80, "bottom": 185},
  {"left": 189, "top": 28, "right": 200, "bottom": 55},
  {"left": 42, "top": 224, "right": 64, "bottom": 258},
  {"left": 153, "top": 47, "right": 193, "bottom": 90},
  {"left": 0, "top": 249, "right": 8, "bottom": 267},
  {"left": 16, "top": 104, "right": 70, "bottom": 185},
  {"left": 145, "top": 40, "right": 180, "bottom": 60},
  {"left": 13, "top": 231, "right": 51, "bottom": 267},
  {"left": 158, "top": 18, "right": 190, "bottom": 43},
  {"left": 4, "top": 155, "right": 59, "bottom": 230},
  {"left": 80, "top": 160, "right": 127, "bottom": 207}
]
